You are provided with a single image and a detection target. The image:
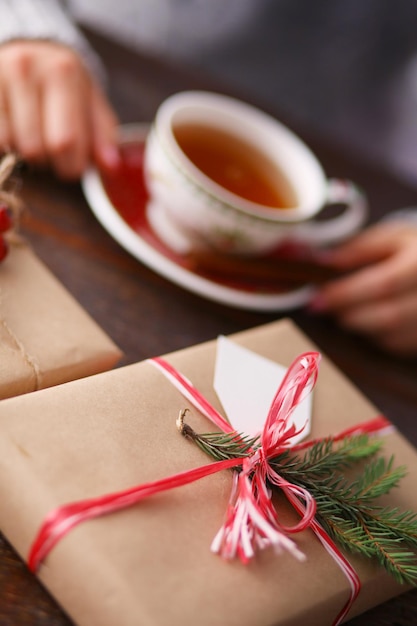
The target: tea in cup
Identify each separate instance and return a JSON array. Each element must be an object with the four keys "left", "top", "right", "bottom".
[{"left": 144, "top": 91, "right": 368, "bottom": 255}]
